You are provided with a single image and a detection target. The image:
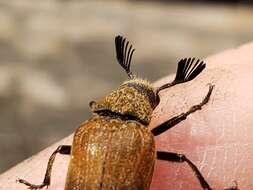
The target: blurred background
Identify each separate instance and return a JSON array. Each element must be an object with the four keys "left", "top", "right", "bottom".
[{"left": 0, "top": 0, "right": 253, "bottom": 174}]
